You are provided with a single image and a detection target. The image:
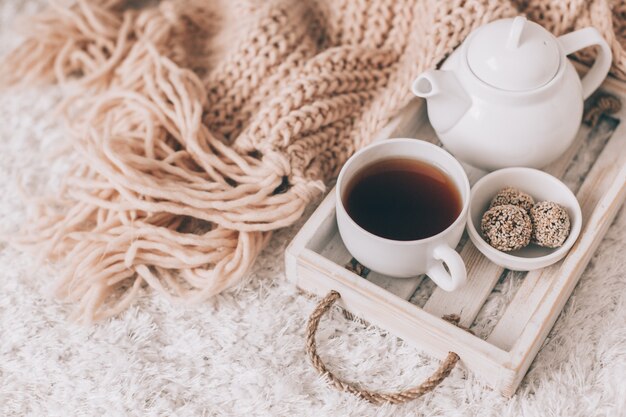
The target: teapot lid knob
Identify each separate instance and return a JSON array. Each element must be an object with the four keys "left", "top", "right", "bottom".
[
  {"left": 506, "top": 16, "right": 526, "bottom": 49},
  {"left": 466, "top": 17, "right": 560, "bottom": 92}
]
